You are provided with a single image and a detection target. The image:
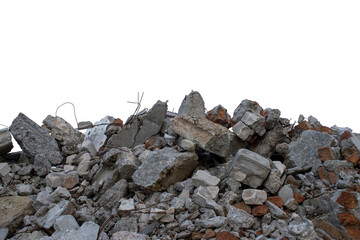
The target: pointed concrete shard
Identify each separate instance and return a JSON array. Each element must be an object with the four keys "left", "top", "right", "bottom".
[
  {"left": 9, "top": 113, "right": 61, "bottom": 161},
  {"left": 132, "top": 147, "right": 198, "bottom": 191},
  {"left": 84, "top": 116, "right": 114, "bottom": 152},
  {"left": 178, "top": 91, "right": 206, "bottom": 119},
  {"left": 0, "top": 128, "right": 13, "bottom": 156},
  {"left": 171, "top": 115, "right": 245, "bottom": 157}
]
